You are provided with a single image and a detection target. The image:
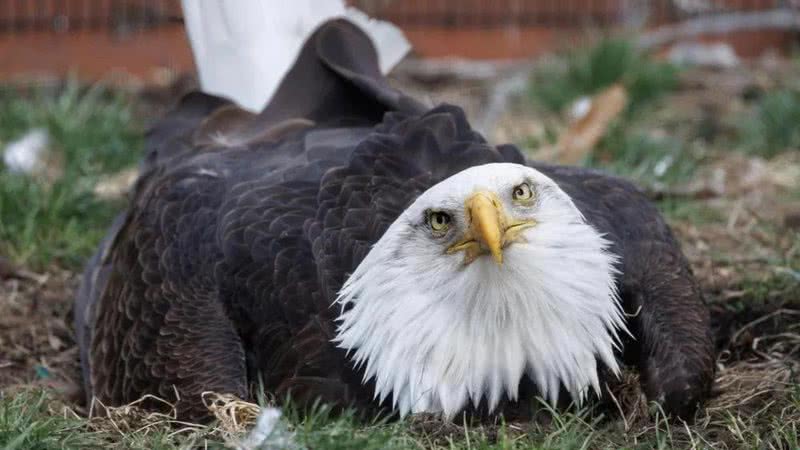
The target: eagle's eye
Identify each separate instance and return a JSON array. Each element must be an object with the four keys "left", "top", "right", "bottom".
[
  {"left": 427, "top": 211, "right": 451, "bottom": 232},
  {"left": 512, "top": 183, "right": 533, "bottom": 202}
]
